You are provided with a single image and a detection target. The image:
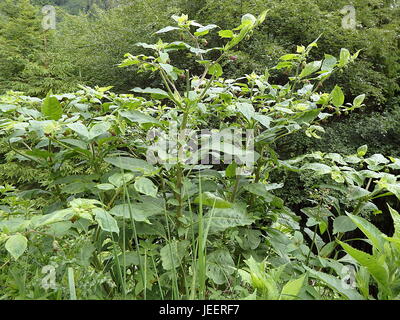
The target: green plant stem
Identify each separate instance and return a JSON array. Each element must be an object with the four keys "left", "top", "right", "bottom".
[
  {"left": 123, "top": 182, "right": 146, "bottom": 300},
  {"left": 306, "top": 225, "right": 318, "bottom": 266},
  {"left": 197, "top": 73, "right": 216, "bottom": 101},
  {"left": 230, "top": 174, "right": 240, "bottom": 202},
  {"left": 8, "top": 141, "right": 42, "bottom": 164},
  {"left": 197, "top": 173, "right": 206, "bottom": 299},
  {"left": 106, "top": 188, "right": 121, "bottom": 210},
  {"left": 196, "top": 53, "right": 225, "bottom": 91},
  {"left": 159, "top": 69, "right": 182, "bottom": 107}
]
